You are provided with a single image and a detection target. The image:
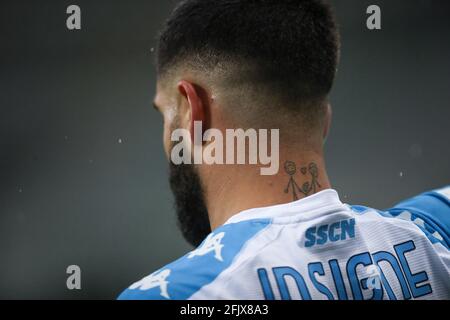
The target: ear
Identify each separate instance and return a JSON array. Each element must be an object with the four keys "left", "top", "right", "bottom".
[
  {"left": 323, "top": 103, "right": 332, "bottom": 142},
  {"left": 177, "top": 80, "right": 210, "bottom": 141}
]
